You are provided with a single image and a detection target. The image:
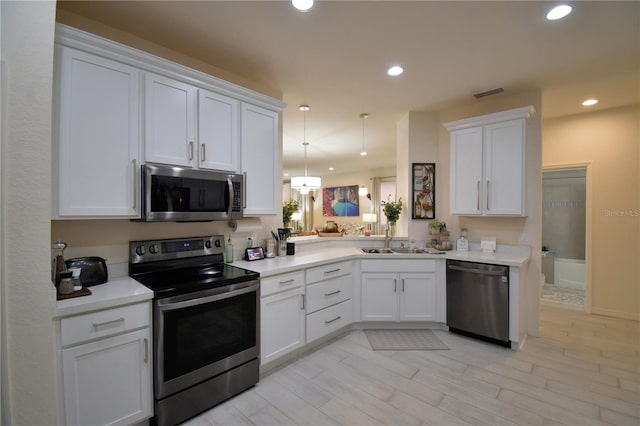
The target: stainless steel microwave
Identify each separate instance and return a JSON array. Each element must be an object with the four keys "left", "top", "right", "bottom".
[{"left": 139, "top": 163, "right": 243, "bottom": 222}]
